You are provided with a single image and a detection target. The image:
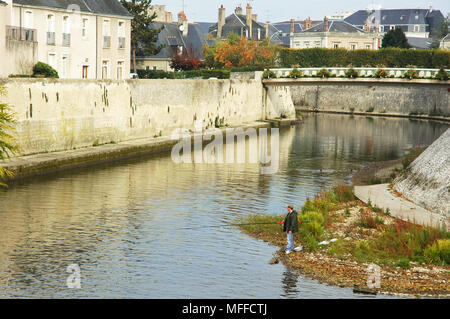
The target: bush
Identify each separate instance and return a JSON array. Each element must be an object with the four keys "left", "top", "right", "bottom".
[
  {"left": 316, "top": 68, "right": 330, "bottom": 78},
  {"left": 403, "top": 69, "right": 419, "bottom": 80},
  {"left": 262, "top": 69, "right": 276, "bottom": 79},
  {"left": 424, "top": 239, "right": 450, "bottom": 265},
  {"left": 136, "top": 69, "right": 230, "bottom": 80},
  {"left": 345, "top": 68, "right": 359, "bottom": 78},
  {"left": 33, "top": 62, "right": 59, "bottom": 78},
  {"left": 288, "top": 68, "right": 303, "bottom": 78},
  {"left": 435, "top": 67, "right": 449, "bottom": 81},
  {"left": 374, "top": 69, "right": 389, "bottom": 78},
  {"left": 201, "top": 69, "right": 230, "bottom": 79},
  {"left": 279, "top": 48, "right": 450, "bottom": 68},
  {"left": 170, "top": 55, "right": 204, "bottom": 71}
]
